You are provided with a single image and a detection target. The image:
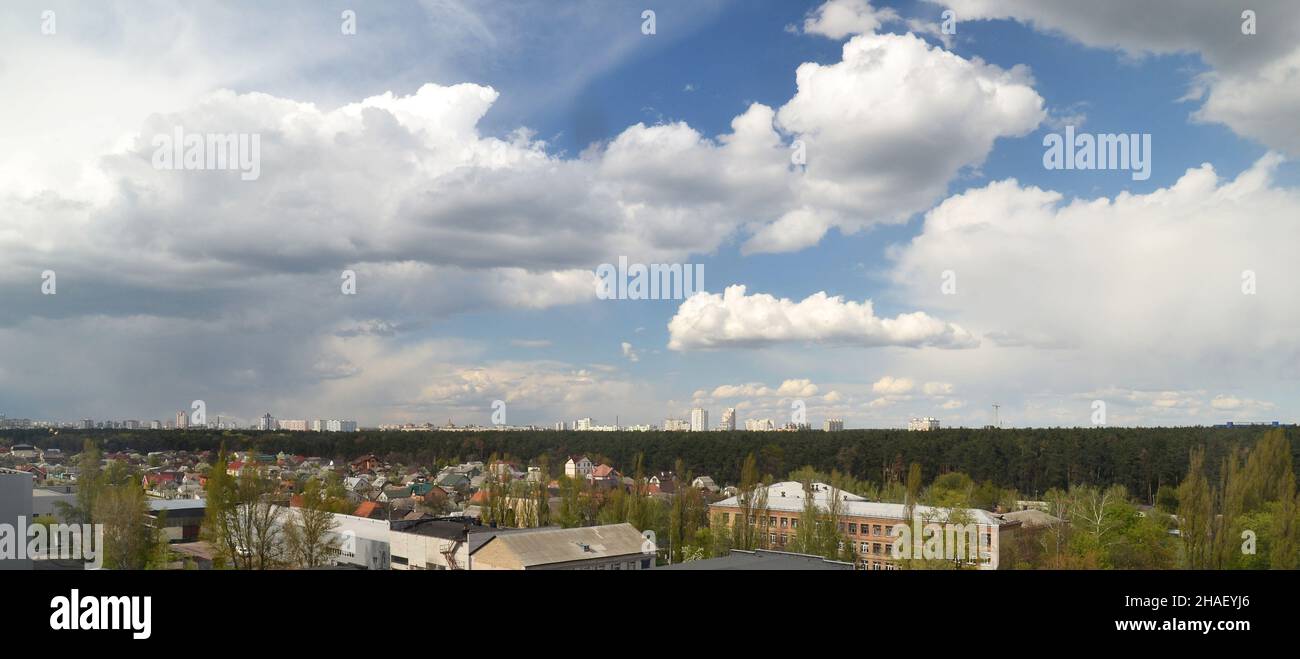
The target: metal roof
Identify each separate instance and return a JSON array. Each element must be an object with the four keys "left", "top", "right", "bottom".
[
  {"left": 471, "top": 523, "right": 647, "bottom": 566},
  {"left": 710, "top": 481, "right": 1007, "bottom": 526}
]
